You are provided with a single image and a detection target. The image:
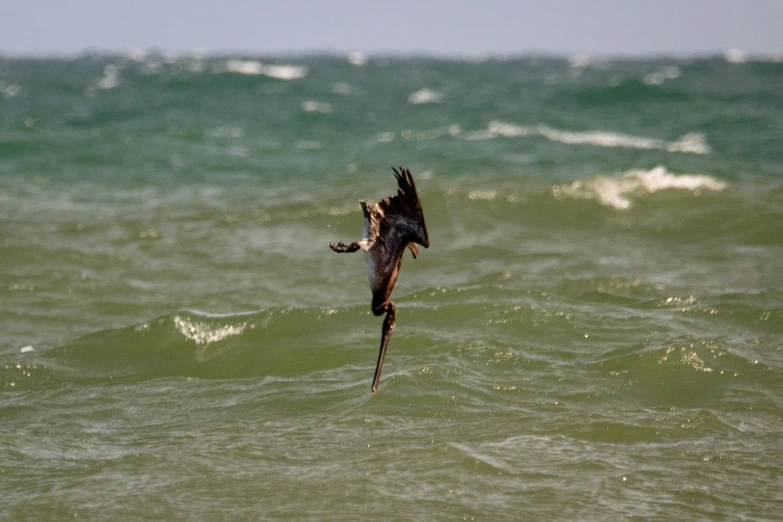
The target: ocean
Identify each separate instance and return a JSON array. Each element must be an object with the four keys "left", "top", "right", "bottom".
[{"left": 1, "top": 52, "right": 782, "bottom": 520}]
